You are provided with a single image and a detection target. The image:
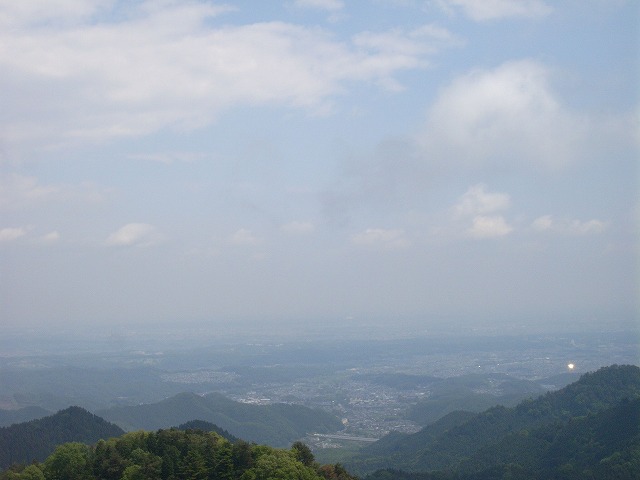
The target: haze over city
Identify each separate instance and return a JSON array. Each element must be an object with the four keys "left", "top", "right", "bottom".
[{"left": 1, "top": 0, "right": 638, "bottom": 335}]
